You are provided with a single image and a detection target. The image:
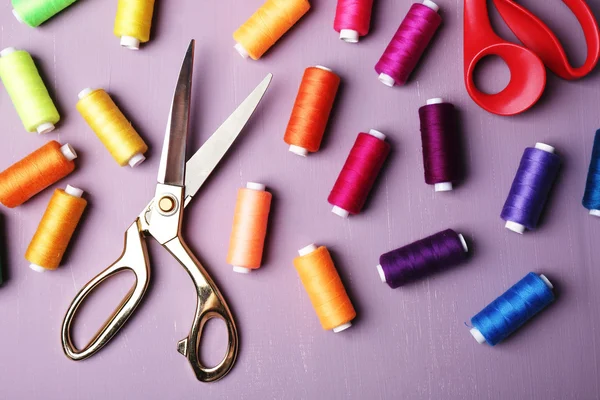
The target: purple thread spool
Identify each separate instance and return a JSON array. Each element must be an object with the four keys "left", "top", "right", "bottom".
[
  {"left": 419, "top": 98, "right": 462, "bottom": 192},
  {"left": 501, "top": 143, "right": 561, "bottom": 234},
  {"left": 376, "top": 229, "right": 468, "bottom": 288},
  {"left": 375, "top": 0, "right": 441, "bottom": 87}
]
